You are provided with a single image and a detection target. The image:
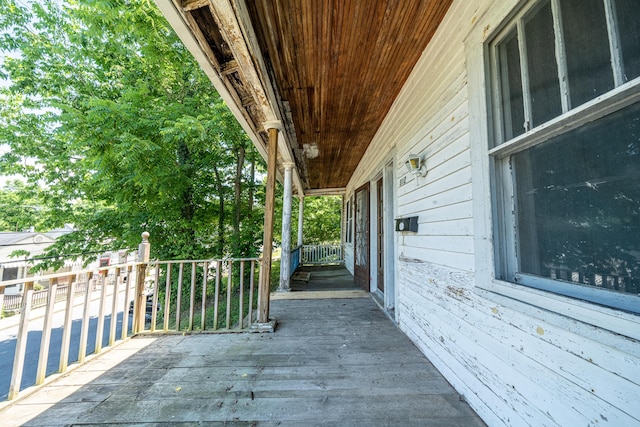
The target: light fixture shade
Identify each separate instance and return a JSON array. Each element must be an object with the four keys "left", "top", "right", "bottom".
[
  {"left": 407, "top": 157, "right": 420, "bottom": 171},
  {"left": 405, "top": 154, "right": 427, "bottom": 177}
]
